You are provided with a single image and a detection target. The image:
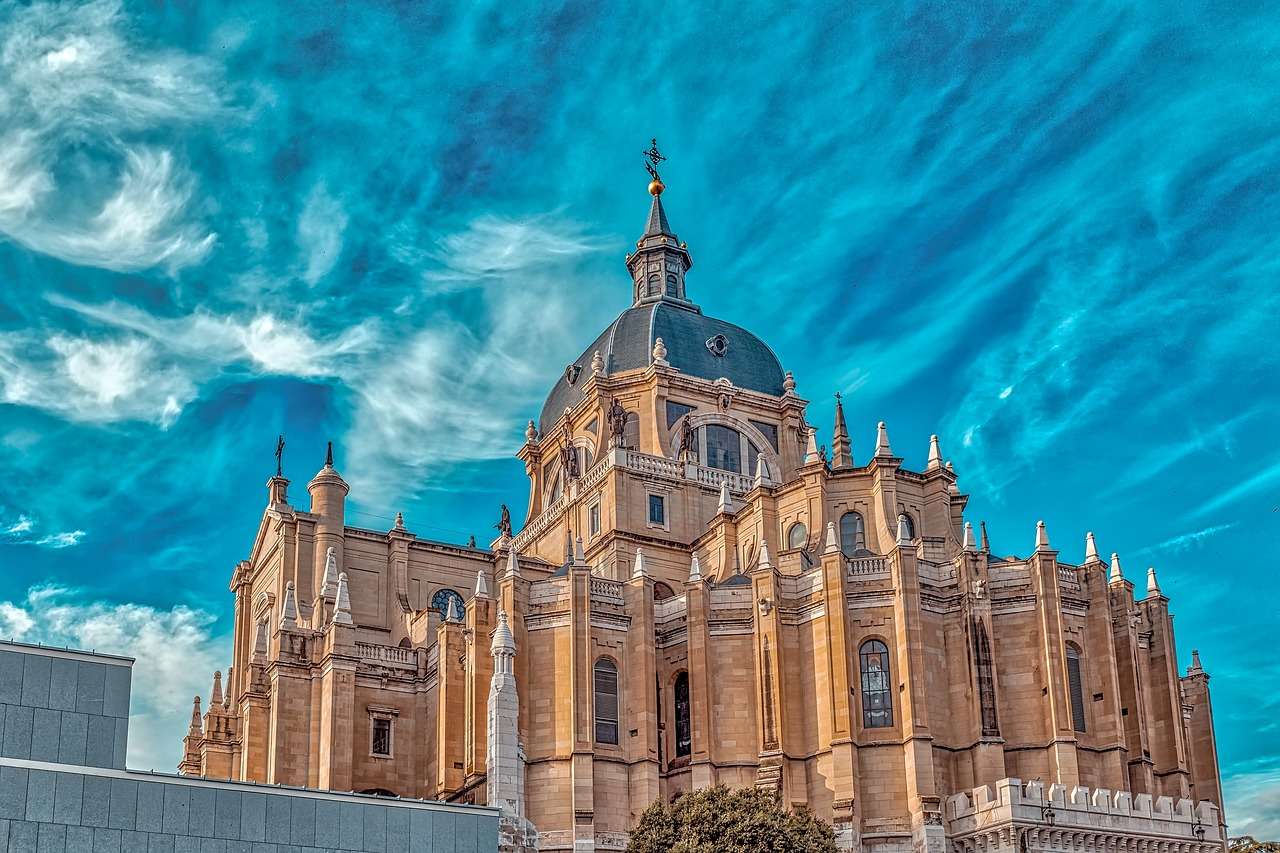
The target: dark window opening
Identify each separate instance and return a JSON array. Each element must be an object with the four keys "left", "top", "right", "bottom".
[
  {"left": 704, "top": 424, "right": 742, "bottom": 473},
  {"left": 648, "top": 494, "right": 665, "bottom": 526},
  {"left": 594, "top": 658, "right": 619, "bottom": 745},
  {"left": 749, "top": 420, "right": 780, "bottom": 452},
  {"left": 371, "top": 718, "right": 392, "bottom": 757},
  {"left": 1067, "top": 644, "right": 1087, "bottom": 732},
  {"left": 674, "top": 671, "right": 691, "bottom": 758},
  {"left": 839, "top": 512, "right": 866, "bottom": 555},
  {"left": 859, "top": 640, "right": 893, "bottom": 728},
  {"left": 666, "top": 401, "right": 694, "bottom": 429},
  {"left": 973, "top": 620, "right": 999, "bottom": 737}
]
